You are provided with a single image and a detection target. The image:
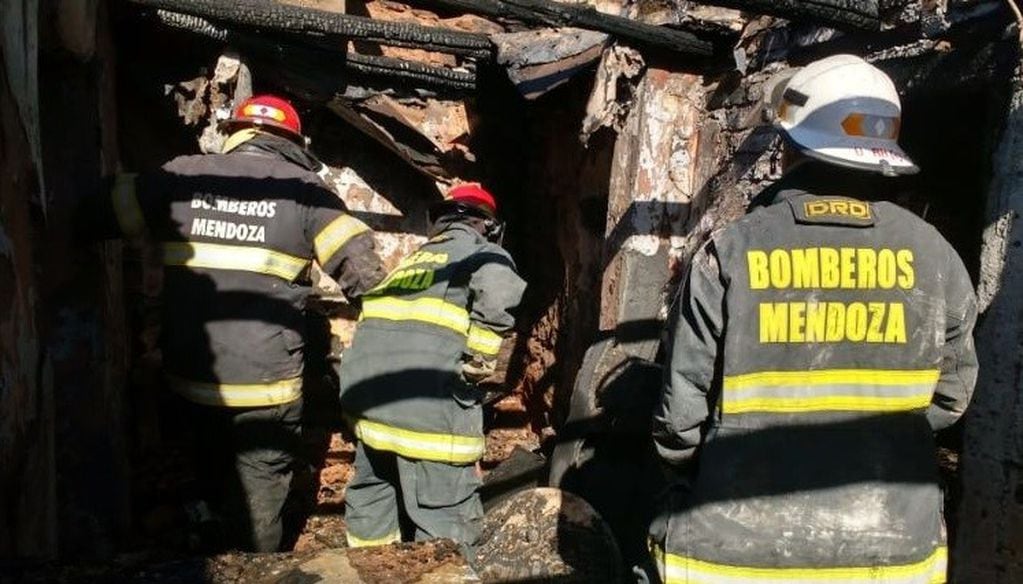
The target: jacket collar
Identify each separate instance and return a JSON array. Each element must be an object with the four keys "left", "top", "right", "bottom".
[
  {"left": 438, "top": 221, "right": 484, "bottom": 241},
  {"left": 228, "top": 131, "right": 322, "bottom": 173},
  {"left": 749, "top": 161, "right": 894, "bottom": 211}
]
